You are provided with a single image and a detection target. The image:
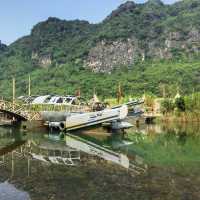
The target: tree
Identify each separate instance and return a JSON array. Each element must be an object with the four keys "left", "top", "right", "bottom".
[
  {"left": 175, "top": 97, "right": 185, "bottom": 112},
  {"left": 161, "top": 99, "right": 174, "bottom": 114}
]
